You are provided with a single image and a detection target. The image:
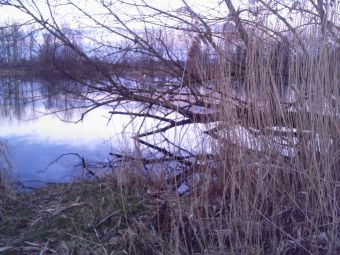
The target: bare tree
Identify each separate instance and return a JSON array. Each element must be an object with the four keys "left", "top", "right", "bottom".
[
  {"left": 0, "top": 0, "right": 339, "bottom": 253},
  {"left": 0, "top": 0, "right": 337, "bottom": 168}
]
